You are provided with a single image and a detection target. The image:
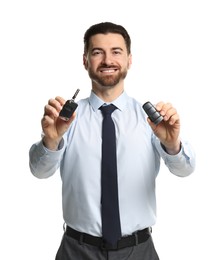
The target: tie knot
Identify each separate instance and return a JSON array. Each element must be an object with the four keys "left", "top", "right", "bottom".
[{"left": 100, "top": 104, "right": 117, "bottom": 117}]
